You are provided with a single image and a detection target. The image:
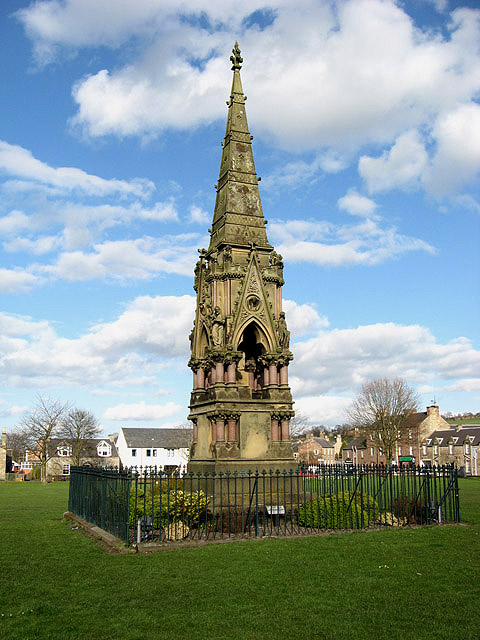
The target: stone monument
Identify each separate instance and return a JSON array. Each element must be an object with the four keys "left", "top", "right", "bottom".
[{"left": 187, "top": 43, "right": 296, "bottom": 475}]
